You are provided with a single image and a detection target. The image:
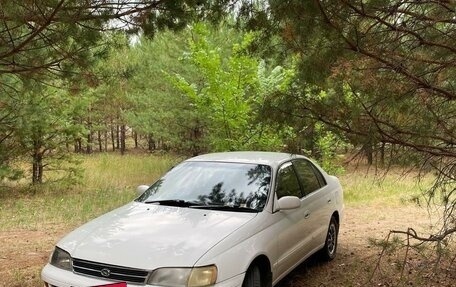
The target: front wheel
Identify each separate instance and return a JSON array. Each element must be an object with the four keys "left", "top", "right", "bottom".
[
  {"left": 242, "top": 265, "right": 261, "bottom": 287},
  {"left": 319, "top": 216, "right": 339, "bottom": 261}
]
